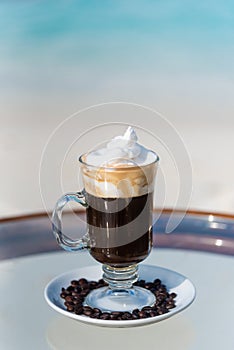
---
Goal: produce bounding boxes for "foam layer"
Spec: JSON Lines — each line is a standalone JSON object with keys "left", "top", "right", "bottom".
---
{"left": 80, "top": 127, "right": 158, "bottom": 198}
{"left": 82, "top": 163, "right": 157, "bottom": 198}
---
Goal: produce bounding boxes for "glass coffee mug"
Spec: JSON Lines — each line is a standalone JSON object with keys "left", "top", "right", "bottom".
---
{"left": 52, "top": 153, "right": 159, "bottom": 312}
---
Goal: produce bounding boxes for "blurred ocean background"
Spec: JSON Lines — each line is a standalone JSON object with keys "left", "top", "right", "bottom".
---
{"left": 1, "top": 0, "right": 234, "bottom": 217}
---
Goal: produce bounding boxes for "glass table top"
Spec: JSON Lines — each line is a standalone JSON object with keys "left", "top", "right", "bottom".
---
{"left": 0, "top": 210, "right": 234, "bottom": 349}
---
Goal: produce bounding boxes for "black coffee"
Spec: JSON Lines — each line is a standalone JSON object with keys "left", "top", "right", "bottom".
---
{"left": 86, "top": 192, "right": 153, "bottom": 267}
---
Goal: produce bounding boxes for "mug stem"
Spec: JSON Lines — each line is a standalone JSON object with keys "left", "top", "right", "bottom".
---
{"left": 102, "top": 264, "right": 139, "bottom": 290}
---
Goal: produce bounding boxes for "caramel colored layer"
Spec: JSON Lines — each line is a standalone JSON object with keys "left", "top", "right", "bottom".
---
{"left": 81, "top": 163, "right": 157, "bottom": 198}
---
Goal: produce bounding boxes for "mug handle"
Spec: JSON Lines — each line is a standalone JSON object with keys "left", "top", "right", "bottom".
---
{"left": 52, "top": 191, "right": 89, "bottom": 252}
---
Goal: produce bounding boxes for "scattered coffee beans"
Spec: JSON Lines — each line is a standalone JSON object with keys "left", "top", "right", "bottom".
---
{"left": 60, "top": 278, "right": 177, "bottom": 321}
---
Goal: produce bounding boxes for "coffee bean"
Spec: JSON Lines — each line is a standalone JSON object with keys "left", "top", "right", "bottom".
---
{"left": 75, "top": 306, "right": 83, "bottom": 315}
{"left": 67, "top": 305, "right": 74, "bottom": 312}
{"left": 78, "top": 278, "right": 88, "bottom": 284}
{"left": 73, "top": 295, "right": 84, "bottom": 302}
{"left": 71, "top": 280, "right": 79, "bottom": 287}
{"left": 141, "top": 306, "right": 153, "bottom": 312}
{"left": 121, "top": 312, "right": 132, "bottom": 320}
{"left": 97, "top": 279, "right": 106, "bottom": 285}
{"left": 170, "top": 292, "right": 177, "bottom": 299}
{"left": 144, "top": 283, "right": 154, "bottom": 290}
{"left": 67, "top": 286, "right": 74, "bottom": 292}
{"left": 166, "top": 301, "right": 175, "bottom": 309}
{"left": 100, "top": 312, "right": 110, "bottom": 320}
{"left": 64, "top": 301, "right": 73, "bottom": 307}
{"left": 89, "top": 281, "right": 98, "bottom": 289}
{"left": 80, "top": 283, "right": 89, "bottom": 291}
{"left": 132, "top": 308, "right": 140, "bottom": 316}
{"left": 83, "top": 309, "right": 93, "bottom": 316}
{"left": 80, "top": 289, "right": 90, "bottom": 297}
{"left": 138, "top": 311, "right": 148, "bottom": 318}
{"left": 65, "top": 295, "right": 73, "bottom": 302}
{"left": 137, "top": 279, "right": 146, "bottom": 287}
{"left": 93, "top": 308, "right": 101, "bottom": 314}
{"left": 60, "top": 275, "right": 177, "bottom": 321}
{"left": 156, "top": 297, "right": 164, "bottom": 305}
{"left": 109, "top": 311, "right": 122, "bottom": 320}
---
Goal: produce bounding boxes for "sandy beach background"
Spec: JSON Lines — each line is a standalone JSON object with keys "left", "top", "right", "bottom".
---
{"left": 1, "top": 1, "right": 234, "bottom": 218}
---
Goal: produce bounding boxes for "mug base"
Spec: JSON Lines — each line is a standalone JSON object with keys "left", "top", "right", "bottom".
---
{"left": 84, "top": 286, "right": 156, "bottom": 312}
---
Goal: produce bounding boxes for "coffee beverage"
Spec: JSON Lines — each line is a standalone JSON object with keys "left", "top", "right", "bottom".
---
{"left": 86, "top": 192, "right": 153, "bottom": 267}
{"left": 79, "top": 127, "right": 158, "bottom": 267}
{"left": 52, "top": 126, "right": 159, "bottom": 312}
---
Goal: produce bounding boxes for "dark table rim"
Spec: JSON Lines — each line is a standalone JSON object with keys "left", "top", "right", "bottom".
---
{"left": 1, "top": 208, "right": 234, "bottom": 260}
{"left": 1, "top": 208, "right": 234, "bottom": 223}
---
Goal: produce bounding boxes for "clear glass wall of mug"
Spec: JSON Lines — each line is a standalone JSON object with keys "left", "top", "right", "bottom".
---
{"left": 52, "top": 153, "right": 159, "bottom": 312}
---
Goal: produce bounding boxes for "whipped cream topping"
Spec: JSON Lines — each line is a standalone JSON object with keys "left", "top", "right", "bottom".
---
{"left": 81, "top": 127, "right": 158, "bottom": 198}
{"left": 85, "top": 126, "right": 157, "bottom": 167}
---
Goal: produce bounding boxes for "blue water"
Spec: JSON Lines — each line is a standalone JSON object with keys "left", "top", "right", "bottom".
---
{"left": 1, "top": 0, "right": 234, "bottom": 101}
{"left": 1, "top": 1, "right": 234, "bottom": 69}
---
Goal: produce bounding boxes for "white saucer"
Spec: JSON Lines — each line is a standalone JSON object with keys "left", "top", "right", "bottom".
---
{"left": 44, "top": 264, "right": 196, "bottom": 328}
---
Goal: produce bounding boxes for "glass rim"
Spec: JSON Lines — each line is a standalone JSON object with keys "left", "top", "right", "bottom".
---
{"left": 78, "top": 151, "right": 159, "bottom": 170}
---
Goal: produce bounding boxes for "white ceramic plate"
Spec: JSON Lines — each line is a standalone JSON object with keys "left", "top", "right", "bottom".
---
{"left": 44, "top": 264, "right": 196, "bottom": 328}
